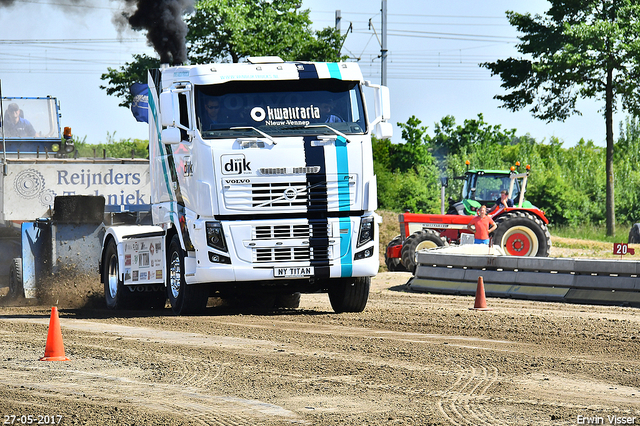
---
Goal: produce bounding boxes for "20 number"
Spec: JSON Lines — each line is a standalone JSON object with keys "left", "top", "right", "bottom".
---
{"left": 614, "top": 243, "right": 629, "bottom": 255}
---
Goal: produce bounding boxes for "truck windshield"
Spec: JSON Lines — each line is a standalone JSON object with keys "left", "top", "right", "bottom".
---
{"left": 0, "top": 97, "right": 61, "bottom": 139}
{"left": 195, "top": 79, "right": 366, "bottom": 138}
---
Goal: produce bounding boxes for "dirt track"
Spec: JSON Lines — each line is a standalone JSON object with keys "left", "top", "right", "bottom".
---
{"left": 1, "top": 272, "right": 639, "bottom": 426}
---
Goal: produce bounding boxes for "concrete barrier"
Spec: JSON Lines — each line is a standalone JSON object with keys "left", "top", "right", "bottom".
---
{"left": 410, "top": 251, "right": 640, "bottom": 307}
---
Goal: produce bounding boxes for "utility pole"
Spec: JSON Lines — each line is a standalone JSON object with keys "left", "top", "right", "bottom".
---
{"left": 381, "top": 0, "right": 388, "bottom": 86}
{"left": 335, "top": 10, "right": 341, "bottom": 31}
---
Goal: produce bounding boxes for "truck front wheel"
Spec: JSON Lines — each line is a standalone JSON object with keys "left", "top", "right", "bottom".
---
{"left": 103, "top": 240, "right": 131, "bottom": 309}
{"left": 167, "top": 234, "right": 208, "bottom": 315}
{"left": 328, "top": 277, "right": 370, "bottom": 313}
{"left": 275, "top": 292, "right": 301, "bottom": 309}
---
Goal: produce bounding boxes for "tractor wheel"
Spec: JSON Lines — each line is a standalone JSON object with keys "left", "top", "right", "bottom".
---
{"left": 493, "top": 211, "right": 551, "bottom": 257}
{"left": 628, "top": 223, "right": 640, "bottom": 244}
{"left": 401, "top": 229, "right": 447, "bottom": 273}
{"left": 384, "top": 235, "right": 406, "bottom": 272}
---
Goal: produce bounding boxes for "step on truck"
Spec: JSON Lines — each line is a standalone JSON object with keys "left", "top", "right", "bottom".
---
{"left": 99, "top": 57, "right": 392, "bottom": 314}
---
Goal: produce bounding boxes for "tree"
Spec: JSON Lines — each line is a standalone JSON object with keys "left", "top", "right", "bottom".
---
{"left": 101, "top": 0, "right": 346, "bottom": 107}
{"left": 393, "top": 115, "right": 431, "bottom": 172}
{"left": 429, "top": 114, "right": 517, "bottom": 158}
{"left": 187, "top": 0, "right": 346, "bottom": 64}
{"left": 100, "top": 54, "right": 160, "bottom": 108}
{"left": 482, "top": 0, "right": 640, "bottom": 236}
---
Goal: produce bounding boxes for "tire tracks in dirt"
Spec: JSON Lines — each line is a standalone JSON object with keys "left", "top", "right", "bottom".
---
{"left": 0, "top": 362, "right": 303, "bottom": 426}
{"left": 437, "top": 364, "right": 500, "bottom": 426}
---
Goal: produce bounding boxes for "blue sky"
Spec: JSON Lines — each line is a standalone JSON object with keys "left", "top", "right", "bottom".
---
{"left": 0, "top": 0, "right": 622, "bottom": 146}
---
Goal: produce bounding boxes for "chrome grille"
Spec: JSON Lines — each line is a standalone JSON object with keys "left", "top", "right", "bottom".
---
{"left": 222, "top": 176, "right": 355, "bottom": 211}
{"left": 254, "top": 224, "right": 311, "bottom": 239}
{"left": 255, "top": 247, "right": 330, "bottom": 263}
{"left": 252, "top": 182, "right": 307, "bottom": 208}
{"left": 253, "top": 222, "right": 331, "bottom": 240}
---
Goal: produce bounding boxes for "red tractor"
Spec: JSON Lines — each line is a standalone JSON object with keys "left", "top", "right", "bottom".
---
{"left": 385, "top": 162, "right": 551, "bottom": 272}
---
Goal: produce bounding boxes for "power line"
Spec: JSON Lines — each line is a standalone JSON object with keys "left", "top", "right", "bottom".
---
{"left": 387, "top": 29, "right": 517, "bottom": 42}
{"left": 0, "top": 38, "right": 145, "bottom": 44}
{"left": 5, "top": 0, "right": 120, "bottom": 10}
{"left": 312, "top": 10, "right": 506, "bottom": 19}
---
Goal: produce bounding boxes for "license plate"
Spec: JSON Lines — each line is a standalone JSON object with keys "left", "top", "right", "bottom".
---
{"left": 273, "top": 266, "right": 314, "bottom": 278}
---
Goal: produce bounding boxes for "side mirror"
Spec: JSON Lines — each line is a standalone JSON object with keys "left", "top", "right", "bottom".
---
{"left": 364, "top": 81, "right": 392, "bottom": 138}
{"left": 159, "top": 91, "right": 177, "bottom": 128}
{"left": 375, "top": 122, "right": 393, "bottom": 140}
{"left": 161, "top": 127, "right": 181, "bottom": 145}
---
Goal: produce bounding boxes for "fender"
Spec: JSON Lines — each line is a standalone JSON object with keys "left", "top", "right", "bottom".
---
{"left": 492, "top": 207, "right": 549, "bottom": 224}
{"left": 100, "top": 225, "right": 165, "bottom": 283}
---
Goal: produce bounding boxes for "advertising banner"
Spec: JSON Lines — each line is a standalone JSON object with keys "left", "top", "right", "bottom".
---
{"left": 2, "top": 161, "right": 150, "bottom": 221}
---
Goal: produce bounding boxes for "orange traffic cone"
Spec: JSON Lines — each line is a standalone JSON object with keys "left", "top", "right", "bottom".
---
{"left": 40, "top": 307, "right": 70, "bottom": 361}
{"left": 470, "top": 276, "right": 492, "bottom": 311}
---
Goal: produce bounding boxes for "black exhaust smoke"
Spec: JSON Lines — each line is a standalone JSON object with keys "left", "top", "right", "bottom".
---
{"left": 1, "top": 0, "right": 194, "bottom": 65}
{"left": 120, "top": 0, "right": 195, "bottom": 65}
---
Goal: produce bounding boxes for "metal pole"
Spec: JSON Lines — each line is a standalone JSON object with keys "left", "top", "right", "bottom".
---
{"left": 335, "top": 10, "right": 341, "bottom": 32}
{"left": 381, "top": 0, "right": 388, "bottom": 86}
{"left": 0, "top": 79, "right": 6, "bottom": 175}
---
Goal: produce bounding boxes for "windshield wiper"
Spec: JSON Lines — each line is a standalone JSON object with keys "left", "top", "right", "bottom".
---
{"left": 230, "top": 126, "right": 277, "bottom": 145}
{"left": 304, "top": 124, "right": 350, "bottom": 143}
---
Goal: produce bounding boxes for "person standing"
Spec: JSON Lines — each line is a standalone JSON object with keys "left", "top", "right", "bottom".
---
{"left": 467, "top": 205, "right": 497, "bottom": 245}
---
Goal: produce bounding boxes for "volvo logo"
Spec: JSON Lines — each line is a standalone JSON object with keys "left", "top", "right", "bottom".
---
{"left": 283, "top": 187, "right": 298, "bottom": 201}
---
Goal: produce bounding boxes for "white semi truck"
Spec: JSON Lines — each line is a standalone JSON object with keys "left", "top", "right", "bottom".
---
{"left": 99, "top": 57, "right": 392, "bottom": 314}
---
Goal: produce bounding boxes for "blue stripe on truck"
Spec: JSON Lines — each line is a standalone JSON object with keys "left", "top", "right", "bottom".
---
{"left": 327, "top": 63, "right": 342, "bottom": 80}
{"left": 336, "top": 136, "right": 352, "bottom": 277}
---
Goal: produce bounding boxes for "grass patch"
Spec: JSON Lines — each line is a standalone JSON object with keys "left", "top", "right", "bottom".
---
{"left": 549, "top": 223, "right": 632, "bottom": 244}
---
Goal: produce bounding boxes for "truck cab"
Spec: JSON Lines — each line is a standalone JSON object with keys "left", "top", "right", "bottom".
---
{"left": 100, "top": 58, "right": 392, "bottom": 314}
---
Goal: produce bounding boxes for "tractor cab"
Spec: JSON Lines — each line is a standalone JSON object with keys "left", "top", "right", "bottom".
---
{"left": 449, "top": 165, "right": 534, "bottom": 215}
{"left": 0, "top": 96, "right": 75, "bottom": 155}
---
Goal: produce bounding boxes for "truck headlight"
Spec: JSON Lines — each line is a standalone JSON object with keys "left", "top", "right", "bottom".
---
{"left": 206, "top": 222, "right": 228, "bottom": 252}
{"left": 357, "top": 216, "right": 374, "bottom": 248}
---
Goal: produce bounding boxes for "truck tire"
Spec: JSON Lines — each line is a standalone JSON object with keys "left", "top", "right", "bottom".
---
{"left": 8, "top": 258, "right": 23, "bottom": 299}
{"left": 493, "top": 211, "right": 551, "bottom": 257}
{"left": 275, "top": 292, "right": 301, "bottom": 309}
{"left": 384, "top": 235, "right": 406, "bottom": 272}
{"left": 328, "top": 276, "right": 370, "bottom": 313}
{"left": 401, "top": 229, "right": 447, "bottom": 273}
{"left": 103, "top": 240, "right": 132, "bottom": 309}
{"left": 167, "top": 234, "right": 208, "bottom": 315}
{"left": 629, "top": 223, "right": 640, "bottom": 244}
